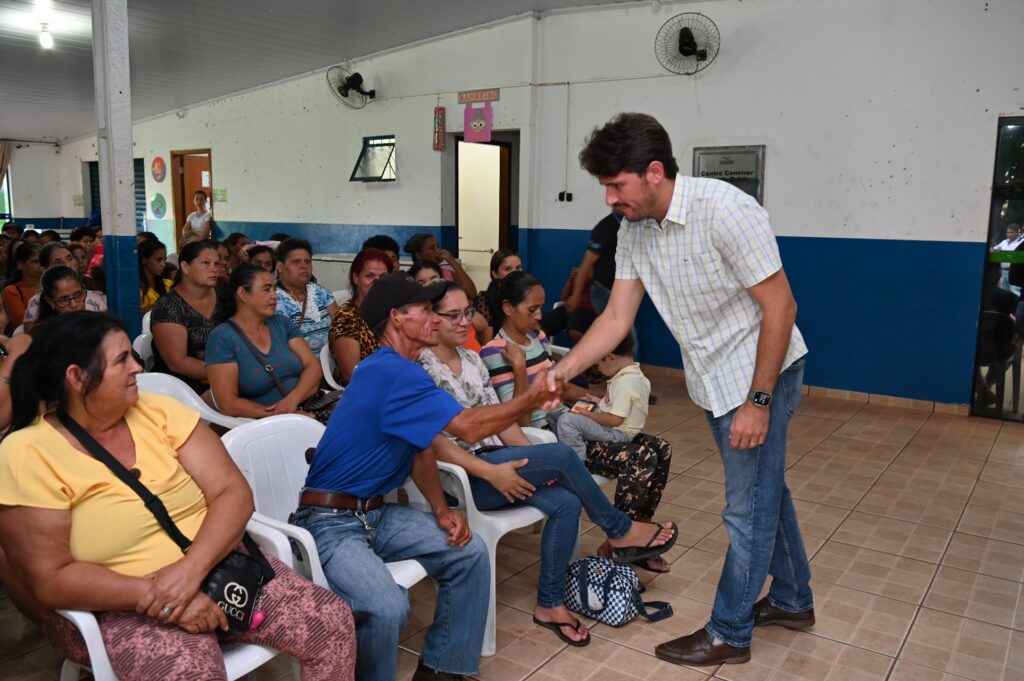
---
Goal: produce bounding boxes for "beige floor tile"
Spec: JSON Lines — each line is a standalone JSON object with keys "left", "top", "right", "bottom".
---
{"left": 715, "top": 625, "right": 894, "bottom": 681}
{"left": 888, "top": 659, "right": 976, "bottom": 681}
{"left": 786, "top": 414, "right": 846, "bottom": 458}
{"left": 988, "top": 422, "right": 1024, "bottom": 465}
{"left": 855, "top": 487, "right": 967, "bottom": 530}
{"left": 796, "top": 396, "right": 867, "bottom": 421}
{"left": 785, "top": 463, "right": 873, "bottom": 509}
{"left": 647, "top": 549, "right": 724, "bottom": 605}
{"left": 792, "top": 436, "right": 898, "bottom": 487}
{"left": 661, "top": 476, "right": 726, "bottom": 514}
{"left": 969, "top": 481, "right": 1024, "bottom": 516}
{"left": 694, "top": 526, "right": 824, "bottom": 560}
{"left": 810, "top": 541, "right": 937, "bottom": 604}
{"left": 794, "top": 499, "right": 851, "bottom": 539}
{"left": 474, "top": 604, "right": 572, "bottom": 681}
{"left": 685, "top": 457, "right": 726, "bottom": 483}
{"left": 901, "top": 608, "right": 1022, "bottom": 681}
{"left": 396, "top": 648, "right": 424, "bottom": 681}
{"left": 805, "top": 580, "right": 917, "bottom": 656}
{"left": 979, "top": 461, "right": 1024, "bottom": 490}
{"left": 957, "top": 503, "right": 1024, "bottom": 545}
{"left": 904, "top": 415, "right": 1000, "bottom": 461}
{"left": 872, "top": 456, "right": 982, "bottom": 503}
{"left": 495, "top": 543, "right": 540, "bottom": 584}
{"left": 941, "top": 533, "right": 1024, "bottom": 583}
{"left": 587, "top": 587, "right": 722, "bottom": 676}
{"left": 924, "top": 567, "right": 1024, "bottom": 631}
{"left": 658, "top": 425, "right": 720, "bottom": 474}
{"left": 833, "top": 512, "right": 953, "bottom": 563}
{"left": 528, "top": 636, "right": 711, "bottom": 681}
{"left": 830, "top": 405, "right": 928, "bottom": 447}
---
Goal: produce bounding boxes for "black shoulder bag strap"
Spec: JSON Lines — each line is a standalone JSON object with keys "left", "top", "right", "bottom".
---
{"left": 56, "top": 409, "right": 271, "bottom": 575}
{"left": 226, "top": 319, "right": 290, "bottom": 399}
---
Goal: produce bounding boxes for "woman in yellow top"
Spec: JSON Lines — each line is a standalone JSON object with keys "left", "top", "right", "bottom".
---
{"left": 139, "top": 238, "right": 173, "bottom": 313}
{"left": 0, "top": 311, "right": 356, "bottom": 680}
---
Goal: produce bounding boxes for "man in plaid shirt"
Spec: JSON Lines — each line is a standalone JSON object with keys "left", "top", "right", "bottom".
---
{"left": 549, "top": 113, "right": 814, "bottom": 667}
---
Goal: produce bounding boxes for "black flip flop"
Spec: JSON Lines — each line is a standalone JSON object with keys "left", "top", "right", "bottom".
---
{"left": 632, "top": 555, "right": 672, "bottom": 574}
{"left": 532, "top": 616, "right": 591, "bottom": 647}
{"left": 611, "top": 522, "right": 679, "bottom": 565}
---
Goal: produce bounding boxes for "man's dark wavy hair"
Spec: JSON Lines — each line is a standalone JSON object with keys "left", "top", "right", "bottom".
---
{"left": 579, "top": 112, "right": 679, "bottom": 179}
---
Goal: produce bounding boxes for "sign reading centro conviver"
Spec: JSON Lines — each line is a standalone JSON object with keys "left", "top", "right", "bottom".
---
{"left": 458, "top": 88, "right": 500, "bottom": 104}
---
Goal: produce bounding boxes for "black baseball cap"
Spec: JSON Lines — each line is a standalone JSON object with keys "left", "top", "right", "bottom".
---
{"left": 359, "top": 272, "right": 447, "bottom": 330}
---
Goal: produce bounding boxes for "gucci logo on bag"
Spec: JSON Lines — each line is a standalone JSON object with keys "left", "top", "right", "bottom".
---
{"left": 224, "top": 582, "right": 249, "bottom": 608}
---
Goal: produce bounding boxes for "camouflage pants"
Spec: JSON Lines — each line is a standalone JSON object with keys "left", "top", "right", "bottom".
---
{"left": 584, "top": 432, "right": 672, "bottom": 520}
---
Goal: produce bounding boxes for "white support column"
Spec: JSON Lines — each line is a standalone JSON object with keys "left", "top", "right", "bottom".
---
{"left": 92, "top": 0, "right": 141, "bottom": 335}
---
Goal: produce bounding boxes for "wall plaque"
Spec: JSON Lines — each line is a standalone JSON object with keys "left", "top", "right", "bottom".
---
{"left": 693, "top": 145, "right": 766, "bottom": 205}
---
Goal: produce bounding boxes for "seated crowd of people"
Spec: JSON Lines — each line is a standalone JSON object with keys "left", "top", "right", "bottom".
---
{"left": 0, "top": 225, "right": 677, "bottom": 681}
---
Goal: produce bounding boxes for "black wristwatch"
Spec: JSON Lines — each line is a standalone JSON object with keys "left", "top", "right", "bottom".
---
{"left": 748, "top": 389, "right": 771, "bottom": 407}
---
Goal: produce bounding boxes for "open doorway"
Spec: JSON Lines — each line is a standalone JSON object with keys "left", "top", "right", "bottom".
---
{"left": 170, "top": 149, "right": 213, "bottom": 252}
{"left": 442, "top": 131, "right": 518, "bottom": 290}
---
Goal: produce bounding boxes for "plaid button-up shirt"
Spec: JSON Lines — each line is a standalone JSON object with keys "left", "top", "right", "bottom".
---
{"left": 616, "top": 176, "right": 807, "bottom": 417}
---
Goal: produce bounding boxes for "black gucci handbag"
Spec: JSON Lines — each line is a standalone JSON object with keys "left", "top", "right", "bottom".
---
{"left": 58, "top": 411, "right": 275, "bottom": 634}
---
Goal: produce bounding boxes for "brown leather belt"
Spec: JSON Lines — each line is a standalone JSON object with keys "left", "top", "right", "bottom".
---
{"left": 299, "top": 490, "right": 384, "bottom": 512}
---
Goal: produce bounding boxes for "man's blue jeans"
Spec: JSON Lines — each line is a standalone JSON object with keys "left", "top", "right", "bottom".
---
{"left": 291, "top": 503, "right": 489, "bottom": 681}
{"left": 467, "top": 442, "right": 633, "bottom": 607}
{"left": 703, "top": 358, "right": 813, "bottom": 648}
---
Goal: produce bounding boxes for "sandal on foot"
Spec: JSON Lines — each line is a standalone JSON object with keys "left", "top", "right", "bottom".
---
{"left": 532, "top": 616, "right": 591, "bottom": 647}
{"left": 632, "top": 556, "right": 672, "bottom": 573}
{"left": 611, "top": 522, "right": 679, "bottom": 565}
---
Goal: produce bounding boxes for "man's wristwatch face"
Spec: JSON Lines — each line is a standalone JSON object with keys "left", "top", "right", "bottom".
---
{"left": 749, "top": 390, "right": 772, "bottom": 407}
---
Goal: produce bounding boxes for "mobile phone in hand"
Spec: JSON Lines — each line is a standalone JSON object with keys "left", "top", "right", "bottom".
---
{"left": 570, "top": 399, "right": 596, "bottom": 414}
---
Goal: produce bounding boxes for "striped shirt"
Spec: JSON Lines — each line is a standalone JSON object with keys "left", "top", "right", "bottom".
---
{"left": 616, "top": 176, "right": 807, "bottom": 417}
{"left": 480, "top": 329, "right": 567, "bottom": 427}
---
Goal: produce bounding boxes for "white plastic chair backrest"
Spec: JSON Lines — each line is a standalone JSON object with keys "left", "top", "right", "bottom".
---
{"left": 136, "top": 372, "right": 250, "bottom": 429}
{"left": 319, "top": 344, "right": 343, "bottom": 391}
{"left": 141, "top": 310, "right": 152, "bottom": 334}
{"left": 132, "top": 333, "right": 154, "bottom": 371}
{"left": 221, "top": 414, "right": 324, "bottom": 524}
{"left": 522, "top": 427, "right": 557, "bottom": 444}
{"left": 11, "top": 324, "right": 24, "bottom": 336}
{"left": 333, "top": 289, "right": 351, "bottom": 306}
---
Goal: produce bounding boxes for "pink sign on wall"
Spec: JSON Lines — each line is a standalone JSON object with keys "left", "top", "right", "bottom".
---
{"left": 463, "top": 102, "right": 492, "bottom": 143}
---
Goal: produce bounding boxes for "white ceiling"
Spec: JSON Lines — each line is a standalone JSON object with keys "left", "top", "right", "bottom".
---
{"left": 0, "top": 0, "right": 640, "bottom": 143}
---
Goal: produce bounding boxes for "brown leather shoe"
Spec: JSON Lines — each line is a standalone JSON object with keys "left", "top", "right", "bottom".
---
{"left": 752, "top": 596, "right": 815, "bottom": 630}
{"left": 654, "top": 628, "right": 751, "bottom": 666}
{"left": 410, "top": 659, "right": 467, "bottom": 681}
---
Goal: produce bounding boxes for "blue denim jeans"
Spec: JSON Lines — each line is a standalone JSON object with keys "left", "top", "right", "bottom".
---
{"left": 467, "top": 442, "right": 633, "bottom": 607}
{"left": 290, "top": 503, "right": 489, "bottom": 681}
{"left": 703, "top": 358, "right": 812, "bottom": 648}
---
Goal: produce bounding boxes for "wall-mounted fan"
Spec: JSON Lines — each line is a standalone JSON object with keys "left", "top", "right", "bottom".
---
{"left": 326, "top": 67, "right": 376, "bottom": 109}
{"left": 654, "top": 13, "right": 721, "bottom": 75}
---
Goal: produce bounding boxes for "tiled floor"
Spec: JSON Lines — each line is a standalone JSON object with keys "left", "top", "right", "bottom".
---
{"left": 3, "top": 375, "right": 1023, "bottom": 680}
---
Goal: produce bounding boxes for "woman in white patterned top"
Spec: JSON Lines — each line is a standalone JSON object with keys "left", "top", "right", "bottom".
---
{"left": 418, "top": 282, "right": 678, "bottom": 647}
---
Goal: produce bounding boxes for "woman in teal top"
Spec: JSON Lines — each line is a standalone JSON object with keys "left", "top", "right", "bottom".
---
{"left": 206, "top": 264, "right": 322, "bottom": 418}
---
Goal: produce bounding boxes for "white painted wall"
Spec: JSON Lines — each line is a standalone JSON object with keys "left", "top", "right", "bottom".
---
{"left": 52, "top": 18, "right": 536, "bottom": 233}
{"left": 11, "top": 0, "right": 1024, "bottom": 245}
{"left": 533, "top": 0, "right": 1024, "bottom": 242}
{"left": 8, "top": 144, "right": 63, "bottom": 217}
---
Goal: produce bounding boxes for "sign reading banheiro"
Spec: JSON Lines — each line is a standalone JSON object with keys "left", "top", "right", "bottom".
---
{"left": 458, "top": 88, "right": 500, "bottom": 104}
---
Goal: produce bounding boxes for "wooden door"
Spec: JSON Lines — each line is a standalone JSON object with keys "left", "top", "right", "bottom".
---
{"left": 170, "top": 149, "right": 212, "bottom": 251}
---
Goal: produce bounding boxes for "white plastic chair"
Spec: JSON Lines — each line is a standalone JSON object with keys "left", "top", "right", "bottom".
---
{"left": 220, "top": 414, "right": 427, "bottom": 590}
{"left": 137, "top": 372, "right": 252, "bottom": 430}
{"left": 132, "top": 333, "right": 154, "bottom": 372}
{"left": 332, "top": 289, "right": 351, "bottom": 306}
{"left": 141, "top": 310, "right": 152, "bottom": 335}
{"left": 319, "top": 344, "right": 344, "bottom": 391}
{"left": 11, "top": 324, "right": 25, "bottom": 336}
{"left": 58, "top": 517, "right": 297, "bottom": 681}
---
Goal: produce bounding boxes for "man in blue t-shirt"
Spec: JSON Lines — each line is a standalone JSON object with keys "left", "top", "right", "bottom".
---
{"left": 292, "top": 272, "right": 563, "bottom": 681}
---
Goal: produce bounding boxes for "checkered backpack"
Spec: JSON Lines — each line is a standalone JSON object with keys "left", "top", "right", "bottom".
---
{"left": 562, "top": 557, "right": 673, "bottom": 627}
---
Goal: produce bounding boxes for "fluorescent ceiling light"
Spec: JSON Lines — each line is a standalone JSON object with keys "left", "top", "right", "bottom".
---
{"left": 39, "top": 22, "right": 53, "bottom": 49}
